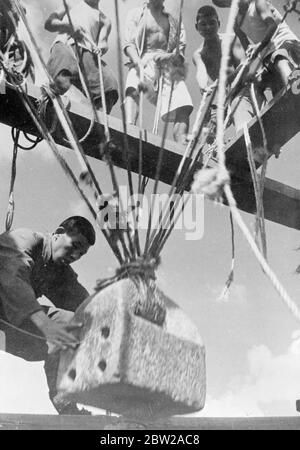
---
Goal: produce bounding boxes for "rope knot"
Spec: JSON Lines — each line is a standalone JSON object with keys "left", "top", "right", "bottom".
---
{"left": 115, "top": 256, "right": 160, "bottom": 282}
{"left": 95, "top": 257, "right": 165, "bottom": 326}
{"left": 192, "top": 167, "right": 230, "bottom": 202}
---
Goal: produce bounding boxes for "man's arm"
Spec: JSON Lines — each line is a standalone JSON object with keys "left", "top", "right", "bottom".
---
{"left": 30, "top": 310, "right": 79, "bottom": 349}
{"left": 97, "top": 10, "right": 111, "bottom": 55}
{"left": 234, "top": 26, "right": 250, "bottom": 51}
{"left": 44, "top": 2, "right": 82, "bottom": 37}
{"left": 123, "top": 9, "right": 141, "bottom": 63}
{"left": 246, "top": 0, "right": 278, "bottom": 58}
{"left": 0, "top": 230, "right": 79, "bottom": 348}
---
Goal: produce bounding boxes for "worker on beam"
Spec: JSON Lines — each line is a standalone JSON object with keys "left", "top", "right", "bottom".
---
{"left": 212, "top": 0, "right": 300, "bottom": 131}
{"left": 193, "top": 5, "right": 250, "bottom": 142}
{"left": 123, "top": 0, "right": 193, "bottom": 145}
{"left": 45, "top": 0, "right": 118, "bottom": 114}
{"left": 0, "top": 216, "right": 96, "bottom": 415}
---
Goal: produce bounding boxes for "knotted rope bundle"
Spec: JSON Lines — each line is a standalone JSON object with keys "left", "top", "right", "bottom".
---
{"left": 95, "top": 257, "right": 165, "bottom": 326}
{"left": 191, "top": 167, "right": 230, "bottom": 202}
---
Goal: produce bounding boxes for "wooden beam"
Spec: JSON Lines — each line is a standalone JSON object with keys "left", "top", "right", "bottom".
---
{"left": 0, "top": 413, "right": 300, "bottom": 430}
{"left": 0, "top": 82, "right": 300, "bottom": 230}
{"left": 224, "top": 85, "right": 300, "bottom": 173}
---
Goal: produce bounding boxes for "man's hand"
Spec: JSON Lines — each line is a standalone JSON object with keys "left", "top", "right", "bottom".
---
{"left": 31, "top": 311, "right": 81, "bottom": 350}
{"left": 93, "top": 40, "right": 108, "bottom": 56}
{"left": 153, "top": 52, "right": 174, "bottom": 65}
{"left": 246, "top": 43, "right": 260, "bottom": 60}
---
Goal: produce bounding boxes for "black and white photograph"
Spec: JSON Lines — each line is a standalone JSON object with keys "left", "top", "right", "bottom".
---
{"left": 0, "top": 0, "right": 300, "bottom": 432}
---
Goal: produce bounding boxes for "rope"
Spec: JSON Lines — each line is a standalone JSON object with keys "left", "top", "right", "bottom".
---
{"left": 225, "top": 184, "right": 300, "bottom": 322}
{"left": 5, "top": 65, "right": 124, "bottom": 264}
{"left": 250, "top": 83, "right": 268, "bottom": 254}
{"left": 11, "top": 127, "right": 42, "bottom": 150}
{"left": 0, "top": 317, "right": 48, "bottom": 342}
{"left": 143, "top": 79, "right": 175, "bottom": 256}
{"left": 4, "top": 126, "right": 42, "bottom": 231}
{"left": 95, "top": 256, "right": 160, "bottom": 293}
{"left": 5, "top": 129, "right": 18, "bottom": 231}
{"left": 62, "top": 3, "right": 136, "bottom": 261}
{"left": 12, "top": 0, "right": 106, "bottom": 213}
{"left": 152, "top": 74, "right": 163, "bottom": 135}
{"left": 113, "top": 0, "right": 141, "bottom": 259}
{"left": 218, "top": 212, "right": 235, "bottom": 301}
{"left": 12, "top": 0, "right": 135, "bottom": 265}
{"left": 146, "top": 81, "right": 217, "bottom": 256}
{"left": 243, "top": 123, "right": 267, "bottom": 258}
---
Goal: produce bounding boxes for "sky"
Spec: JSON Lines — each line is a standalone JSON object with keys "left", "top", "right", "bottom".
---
{"left": 1, "top": 0, "right": 300, "bottom": 418}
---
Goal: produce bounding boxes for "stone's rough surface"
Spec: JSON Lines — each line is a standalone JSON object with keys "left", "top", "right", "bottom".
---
{"left": 56, "top": 279, "right": 206, "bottom": 419}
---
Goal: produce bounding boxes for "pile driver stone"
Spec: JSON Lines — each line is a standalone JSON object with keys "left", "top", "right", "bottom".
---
{"left": 56, "top": 279, "right": 206, "bottom": 418}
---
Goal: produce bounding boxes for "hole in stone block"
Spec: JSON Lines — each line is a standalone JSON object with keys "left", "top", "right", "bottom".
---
{"left": 101, "top": 326, "right": 110, "bottom": 339}
{"left": 68, "top": 368, "right": 76, "bottom": 380}
{"left": 98, "top": 360, "right": 107, "bottom": 372}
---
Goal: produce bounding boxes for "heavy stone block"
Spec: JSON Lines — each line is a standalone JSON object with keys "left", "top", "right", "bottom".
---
{"left": 56, "top": 279, "right": 206, "bottom": 419}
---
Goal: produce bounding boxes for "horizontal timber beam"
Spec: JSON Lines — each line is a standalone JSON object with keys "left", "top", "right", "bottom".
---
{"left": 0, "top": 82, "right": 300, "bottom": 230}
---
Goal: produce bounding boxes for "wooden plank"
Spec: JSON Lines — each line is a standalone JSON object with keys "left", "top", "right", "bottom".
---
{"left": 0, "top": 82, "right": 300, "bottom": 230}
{"left": 0, "top": 413, "right": 300, "bottom": 430}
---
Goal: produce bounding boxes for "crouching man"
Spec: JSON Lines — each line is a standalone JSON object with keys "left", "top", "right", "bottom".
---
{"left": 0, "top": 216, "right": 96, "bottom": 415}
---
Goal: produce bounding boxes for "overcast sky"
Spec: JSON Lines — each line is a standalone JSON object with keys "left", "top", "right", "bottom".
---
{"left": 1, "top": 0, "right": 300, "bottom": 418}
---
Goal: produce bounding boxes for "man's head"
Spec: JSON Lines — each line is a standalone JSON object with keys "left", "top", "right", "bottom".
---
{"left": 51, "top": 216, "right": 96, "bottom": 265}
{"left": 195, "top": 6, "right": 220, "bottom": 39}
{"left": 147, "top": 0, "right": 165, "bottom": 9}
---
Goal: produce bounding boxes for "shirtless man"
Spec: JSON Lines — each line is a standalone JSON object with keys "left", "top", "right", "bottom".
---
{"left": 193, "top": 5, "right": 246, "bottom": 138}
{"left": 213, "top": 0, "right": 300, "bottom": 91}
{"left": 124, "top": 0, "right": 193, "bottom": 144}
{"left": 45, "top": 0, "right": 118, "bottom": 113}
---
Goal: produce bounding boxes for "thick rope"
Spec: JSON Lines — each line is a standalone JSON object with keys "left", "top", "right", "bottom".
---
{"left": 225, "top": 184, "right": 300, "bottom": 322}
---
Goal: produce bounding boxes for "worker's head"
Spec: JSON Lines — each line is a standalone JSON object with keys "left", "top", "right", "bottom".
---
{"left": 195, "top": 6, "right": 220, "bottom": 39}
{"left": 147, "top": 0, "right": 165, "bottom": 8}
{"left": 51, "top": 216, "right": 96, "bottom": 265}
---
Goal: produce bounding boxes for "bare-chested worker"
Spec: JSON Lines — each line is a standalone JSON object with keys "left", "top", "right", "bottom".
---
{"left": 193, "top": 5, "right": 247, "bottom": 141}
{"left": 124, "top": 0, "right": 193, "bottom": 145}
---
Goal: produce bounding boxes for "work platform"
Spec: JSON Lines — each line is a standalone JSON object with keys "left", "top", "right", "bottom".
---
{"left": 0, "top": 413, "right": 300, "bottom": 430}
{"left": 0, "top": 82, "right": 300, "bottom": 230}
